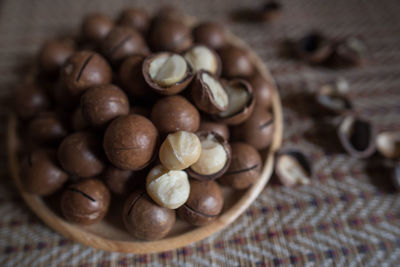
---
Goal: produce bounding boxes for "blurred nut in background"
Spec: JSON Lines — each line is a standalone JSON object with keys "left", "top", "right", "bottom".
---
{"left": 275, "top": 150, "right": 311, "bottom": 187}
{"left": 28, "top": 112, "right": 67, "bottom": 144}
{"left": 116, "top": 8, "right": 150, "bottom": 34}
{"left": 38, "top": 39, "right": 75, "bottom": 76}
{"left": 338, "top": 114, "right": 376, "bottom": 158}
{"left": 376, "top": 131, "right": 400, "bottom": 159}
{"left": 192, "top": 22, "right": 226, "bottom": 50}
{"left": 81, "top": 13, "right": 114, "bottom": 44}
{"left": 218, "top": 46, "right": 254, "bottom": 78}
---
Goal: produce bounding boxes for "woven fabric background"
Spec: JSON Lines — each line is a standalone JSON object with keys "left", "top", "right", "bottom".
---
{"left": 1, "top": 0, "right": 400, "bottom": 266}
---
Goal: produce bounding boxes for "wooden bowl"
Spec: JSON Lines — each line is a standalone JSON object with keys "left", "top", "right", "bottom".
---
{"left": 7, "top": 25, "right": 283, "bottom": 253}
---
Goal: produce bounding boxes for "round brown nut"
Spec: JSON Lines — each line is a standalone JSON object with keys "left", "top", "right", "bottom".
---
{"left": 28, "top": 112, "right": 68, "bottom": 144}
{"left": 198, "top": 120, "right": 230, "bottom": 140}
{"left": 123, "top": 190, "right": 175, "bottom": 240}
{"left": 148, "top": 18, "right": 192, "bottom": 53}
{"left": 151, "top": 95, "right": 200, "bottom": 134}
{"left": 232, "top": 106, "right": 274, "bottom": 150}
{"left": 143, "top": 52, "right": 194, "bottom": 95}
{"left": 101, "top": 26, "right": 148, "bottom": 64}
{"left": 188, "top": 131, "right": 231, "bottom": 181}
{"left": 146, "top": 164, "right": 190, "bottom": 209}
{"left": 61, "top": 179, "right": 110, "bottom": 225}
{"left": 103, "top": 114, "right": 158, "bottom": 170}
{"left": 14, "top": 83, "right": 50, "bottom": 120}
{"left": 219, "top": 142, "right": 262, "bottom": 189}
{"left": 119, "top": 55, "right": 152, "bottom": 98}
{"left": 218, "top": 46, "right": 254, "bottom": 78}
{"left": 81, "top": 84, "right": 130, "bottom": 128}
{"left": 116, "top": 8, "right": 150, "bottom": 34}
{"left": 275, "top": 150, "right": 312, "bottom": 187}
{"left": 103, "top": 166, "right": 144, "bottom": 196}
{"left": 214, "top": 79, "right": 255, "bottom": 125}
{"left": 58, "top": 132, "right": 105, "bottom": 177}
{"left": 22, "top": 149, "right": 68, "bottom": 196}
{"left": 159, "top": 131, "right": 202, "bottom": 170}
{"left": 376, "top": 131, "right": 400, "bottom": 159}
{"left": 295, "top": 32, "right": 333, "bottom": 65}
{"left": 81, "top": 13, "right": 114, "bottom": 44}
{"left": 183, "top": 45, "right": 222, "bottom": 75}
{"left": 190, "top": 70, "right": 229, "bottom": 114}
{"left": 247, "top": 73, "right": 274, "bottom": 109}
{"left": 193, "top": 22, "right": 226, "bottom": 50}
{"left": 38, "top": 39, "right": 75, "bottom": 76}
{"left": 338, "top": 114, "right": 376, "bottom": 159}
{"left": 61, "top": 51, "right": 112, "bottom": 96}
{"left": 177, "top": 180, "right": 223, "bottom": 226}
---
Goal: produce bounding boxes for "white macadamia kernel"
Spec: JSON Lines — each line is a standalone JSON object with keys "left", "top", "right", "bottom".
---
{"left": 201, "top": 72, "right": 228, "bottom": 109}
{"left": 219, "top": 84, "right": 249, "bottom": 117}
{"left": 376, "top": 131, "right": 400, "bottom": 159}
{"left": 277, "top": 155, "right": 310, "bottom": 186}
{"left": 146, "top": 165, "right": 190, "bottom": 209}
{"left": 190, "top": 134, "right": 227, "bottom": 175}
{"left": 149, "top": 54, "right": 187, "bottom": 86}
{"left": 184, "top": 46, "right": 218, "bottom": 74}
{"left": 159, "top": 131, "right": 202, "bottom": 170}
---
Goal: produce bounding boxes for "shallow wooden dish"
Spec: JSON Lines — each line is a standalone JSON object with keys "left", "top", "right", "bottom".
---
{"left": 7, "top": 25, "right": 283, "bottom": 253}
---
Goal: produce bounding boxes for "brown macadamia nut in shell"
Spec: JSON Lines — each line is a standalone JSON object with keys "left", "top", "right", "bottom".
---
{"left": 81, "top": 84, "right": 130, "bottom": 128}
{"left": 58, "top": 132, "right": 105, "bottom": 178}
{"left": 123, "top": 191, "right": 175, "bottom": 240}
{"left": 103, "top": 114, "right": 158, "bottom": 170}
{"left": 151, "top": 95, "right": 200, "bottom": 134}
{"left": 61, "top": 179, "right": 110, "bottom": 225}
{"left": 193, "top": 22, "right": 226, "bottom": 50}
{"left": 38, "top": 39, "right": 75, "bottom": 76}
{"left": 81, "top": 13, "right": 114, "bottom": 44}
{"left": 218, "top": 46, "right": 254, "bottom": 78}
{"left": 219, "top": 142, "right": 262, "bottom": 189}
{"left": 116, "top": 8, "right": 150, "bottom": 34}
{"left": 177, "top": 180, "right": 223, "bottom": 226}
{"left": 22, "top": 149, "right": 68, "bottom": 196}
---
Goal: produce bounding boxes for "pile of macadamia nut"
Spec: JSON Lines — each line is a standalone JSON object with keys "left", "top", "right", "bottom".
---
{"left": 15, "top": 6, "right": 276, "bottom": 240}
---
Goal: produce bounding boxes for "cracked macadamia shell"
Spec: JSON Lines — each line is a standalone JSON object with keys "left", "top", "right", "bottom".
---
{"left": 143, "top": 52, "right": 194, "bottom": 95}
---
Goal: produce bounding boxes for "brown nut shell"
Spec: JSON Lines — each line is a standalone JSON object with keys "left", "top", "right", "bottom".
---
{"left": 123, "top": 191, "right": 175, "bottom": 240}
{"left": 81, "top": 84, "right": 130, "bottom": 128}
{"left": 214, "top": 79, "right": 255, "bottom": 125}
{"left": 22, "top": 149, "right": 68, "bottom": 196}
{"left": 218, "top": 46, "right": 254, "bottom": 79}
{"left": 275, "top": 150, "right": 312, "bottom": 187}
{"left": 103, "top": 114, "right": 158, "bottom": 170}
{"left": 338, "top": 114, "right": 376, "bottom": 159}
{"left": 81, "top": 13, "right": 114, "bottom": 44}
{"left": 61, "top": 51, "right": 112, "bottom": 96}
{"left": 28, "top": 112, "right": 68, "bottom": 144}
{"left": 61, "top": 179, "right": 110, "bottom": 225}
{"left": 119, "top": 55, "right": 152, "bottom": 98}
{"left": 148, "top": 18, "right": 192, "bottom": 53}
{"left": 192, "top": 22, "right": 226, "bottom": 50}
{"left": 219, "top": 142, "right": 262, "bottom": 189}
{"left": 177, "top": 180, "right": 223, "bottom": 226}
{"left": 14, "top": 83, "right": 50, "bottom": 120}
{"left": 187, "top": 131, "right": 231, "bottom": 181}
{"left": 247, "top": 73, "right": 274, "bottom": 109}
{"left": 190, "top": 70, "right": 229, "bottom": 114}
{"left": 150, "top": 95, "right": 200, "bottom": 134}
{"left": 116, "top": 8, "right": 150, "bottom": 34}
{"left": 295, "top": 32, "right": 333, "bottom": 65}
{"left": 58, "top": 132, "right": 105, "bottom": 178}
{"left": 103, "top": 166, "right": 145, "bottom": 196}
{"left": 142, "top": 52, "right": 194, "bottom": 95}
{"left": 101, "top": 26, "right": 147, "bottom": 64}
{"left": 198, "top": 120, "right": 230, "bottom": 140}
{"left": 232, "top": 106, "right": 274, "bottom": 150}
{"left": 38, "top": 39, "right": 75, "bottom": 76}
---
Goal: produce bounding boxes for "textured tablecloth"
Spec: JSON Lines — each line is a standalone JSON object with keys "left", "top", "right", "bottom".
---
{"left": 1, "top": 0, "right": 400, "bottom": 266}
